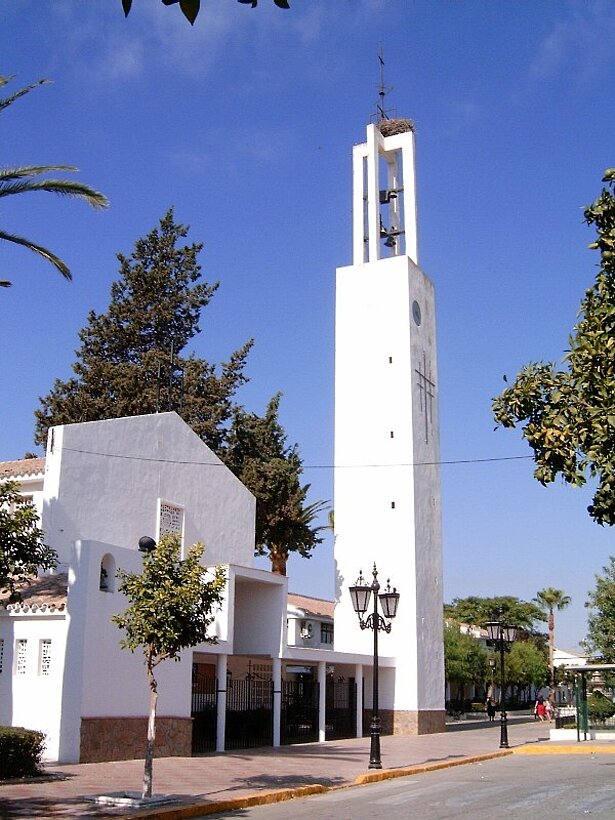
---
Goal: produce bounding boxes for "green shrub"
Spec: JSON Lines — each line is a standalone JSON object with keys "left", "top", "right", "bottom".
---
{"left": 587, "top": 691, "right": 615, "bottom": 724}
{"left": 0, "top": 726, "right": 45, "bottom": 779}
{"left": 471, "top": 702, "right": 486, "bottom": 712}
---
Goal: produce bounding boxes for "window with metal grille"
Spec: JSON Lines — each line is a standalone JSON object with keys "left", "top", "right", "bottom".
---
{"left": 15, "top": 640, "right": 27, "bottom": 675}
{"left": 39, "top": 639, "right": 52, "bottom": 676}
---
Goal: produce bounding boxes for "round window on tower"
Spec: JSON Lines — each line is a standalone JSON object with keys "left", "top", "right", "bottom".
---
{"left": 412, "top": 300, "right": 422, "bottom": 326}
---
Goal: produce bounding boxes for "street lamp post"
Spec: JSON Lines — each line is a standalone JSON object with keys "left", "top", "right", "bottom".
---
{"left": 485, "top": 620, "right": 517, "bottom": 749}
{"left": 349, "top": 564, "right": 400, "bottom": 769}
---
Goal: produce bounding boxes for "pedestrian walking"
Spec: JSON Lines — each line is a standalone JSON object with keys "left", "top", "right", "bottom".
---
{"left": 544, "top": 698, "right": 553, "bottom": 721}
{"left": 486, "top": 697, "right": 497, "bottom": 722}
{"left": 535, "top": 695, "right": 546, "bottom": 721}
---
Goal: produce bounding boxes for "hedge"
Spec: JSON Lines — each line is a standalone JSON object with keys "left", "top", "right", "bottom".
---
{"left": 0, "top": 726, "right": 46, "bottom": 779}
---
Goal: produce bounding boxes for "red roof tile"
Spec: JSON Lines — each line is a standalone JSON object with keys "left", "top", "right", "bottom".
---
{"left": 288, "top": 593, "right": 334, "bottom": 619}
{"left": 0, "top": 457, "right": 45, "bottom": 479}
{"left": 1, "top": 573, "right": 67, "bottom": 612}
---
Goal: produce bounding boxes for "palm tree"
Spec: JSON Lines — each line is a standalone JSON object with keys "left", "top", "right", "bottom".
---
{"left": 0, "top": 75, "right": 108, "bottom": 288}
{"left": 534, "top": 587, "right": 571, "bottom": 696}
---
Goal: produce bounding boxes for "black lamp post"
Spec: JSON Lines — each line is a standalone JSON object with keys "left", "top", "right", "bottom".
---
{"left": 349, "top": 564, "right": 400, "bottom": 769}
{"left": 485, "top": 620, "right": 516, "bottom": 748}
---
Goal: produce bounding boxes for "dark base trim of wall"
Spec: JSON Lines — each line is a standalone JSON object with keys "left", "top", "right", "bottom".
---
{"left": 80, "top": 716, "right": 192, "bottom": 763}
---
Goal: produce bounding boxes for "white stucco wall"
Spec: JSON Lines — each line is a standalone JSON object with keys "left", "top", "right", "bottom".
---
{"left": 41, "top": 412, "right": 255, "bottom": 568}
{"left": 231, "top": 567, "right": 287, "bottom": 658}
{"left": 333, "top": 248, "right": 444, "bottom": 712}
{"left": 58, "top": 539, "right": 229, "bottom": 763}
{"left": 0, "top": 612, "right": 68, "bottom": 761}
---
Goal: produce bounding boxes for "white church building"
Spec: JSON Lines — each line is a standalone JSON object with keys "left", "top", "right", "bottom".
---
{"left": 0, "top": 116, "right": 445, "bottom": 763}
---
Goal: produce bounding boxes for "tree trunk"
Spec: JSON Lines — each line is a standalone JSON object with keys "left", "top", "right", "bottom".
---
{"left": 270, "top": 547, "right": 287, "bottom": 576}
{"left": 142, "top": 660, "right": 158, "bottom": 800}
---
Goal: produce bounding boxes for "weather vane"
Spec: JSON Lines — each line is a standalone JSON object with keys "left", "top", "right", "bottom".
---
{"left": 375, "top": 44, "right": 394, "bottom": 122}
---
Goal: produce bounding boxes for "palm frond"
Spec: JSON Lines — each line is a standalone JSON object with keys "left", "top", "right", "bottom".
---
{"left": 0, "top": 230, "right": 71, "bottom": 280}
{"left": 0, "top": 178, "right": 109, "bottom": 209}
{"left": 0, "top": 78, "right": 50, "bottom": 113}
{"left": 0, "top": 165, "right": 78, "bottom": 182}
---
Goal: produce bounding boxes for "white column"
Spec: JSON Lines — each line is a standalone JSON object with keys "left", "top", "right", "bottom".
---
{"left": 216, "top": 654, "right": 227, "bottom": 753}
{"left": 366, "top": 125, "right": 381, "bottom": 263}
{"left": 353, "top": 144, "right": 367, "bottom": 265}
{"left": 355, "top": 663, "right": 363, "bottom": 738}
{"left": 318, "top": 661, "right": 327, "bottom": 742}
{"left": 272, "top": 657, "right": 282, "bottom": 747}
{"left": 401, "top": 130, "right": 418, "bottom": 264}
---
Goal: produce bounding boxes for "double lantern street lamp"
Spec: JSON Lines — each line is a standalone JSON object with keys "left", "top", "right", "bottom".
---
{"left": 349, "top": 565, "right": 400, "bottom": 769}
{"left": 485, "top": 620, "right": 517, "bottom": 749}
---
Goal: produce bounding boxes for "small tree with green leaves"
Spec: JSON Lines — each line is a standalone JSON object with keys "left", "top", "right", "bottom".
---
{"left": 113, "top": 535, "right": 225, "bottom": 800}
{"left": 0, "top": 480, "right": 57, "bottom": 603}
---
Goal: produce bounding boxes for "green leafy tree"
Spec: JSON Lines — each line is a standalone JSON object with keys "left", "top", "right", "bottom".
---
{"left": 0, "top": 75, "right": 108, "bottom": 288}
{"left": 121, "top": 0, "right": 290, "bottom": 25}
{"left": 0, "top": 480, "right": 57, "bottom": 603}
{"left": 225, "top": 394, "right": 327, "bottom": 575}
{"left": 585, "top": 556, "right": 615, "bottom": 661}
{"left": 444, "top": 596, "right": 545, "bottom": 633}
{"left": 587, "top": 691, "right": 615, "bottom": 724}
{"left": 112, "top": 535, "right": 225, "bottom": 800}
{"left": 493, "top": 169, "right": 615, "bottom": 525}
{"left": 534, "top": 587, "right": 571, "bottom": 695}
{"left": 444, "top": 624, "right": 487, "bottom": 707}
{"left": 506, "top": 640, "right": 548, "bottom": 702}
{"left": 35, "top": 209, "right": 252, "bottom": 453}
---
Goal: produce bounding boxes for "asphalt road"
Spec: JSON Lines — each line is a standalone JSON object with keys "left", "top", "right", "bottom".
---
{"left": 199, "top": 754, "right": 615, "bottom": 819}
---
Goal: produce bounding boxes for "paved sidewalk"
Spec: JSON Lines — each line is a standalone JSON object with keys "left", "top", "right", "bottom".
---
{"left": 0, "top": 718, "right": 606, "bottom": 819}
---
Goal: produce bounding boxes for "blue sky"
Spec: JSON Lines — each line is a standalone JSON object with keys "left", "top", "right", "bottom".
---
{"left": 1, "top": 0, "right": 613, "bottom": 651}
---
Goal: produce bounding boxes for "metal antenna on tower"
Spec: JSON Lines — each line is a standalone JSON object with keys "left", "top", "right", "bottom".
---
{"left": 376, "top": 45, "right": 393, "bottom": 121}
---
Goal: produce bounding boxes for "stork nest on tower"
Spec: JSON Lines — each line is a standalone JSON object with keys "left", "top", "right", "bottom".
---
{"left": 377, "top": 118, "right": 414, "bottom": 136}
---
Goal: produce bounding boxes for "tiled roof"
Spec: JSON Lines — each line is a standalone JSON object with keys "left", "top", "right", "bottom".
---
{"left": 288, "top": 593, "right": 334, "bottom": 619}
{"left": 1, "top": 573, "right": 67, "bottom": 613}
{"left": 0, "top": 457, "right": 45, "bottom": 479}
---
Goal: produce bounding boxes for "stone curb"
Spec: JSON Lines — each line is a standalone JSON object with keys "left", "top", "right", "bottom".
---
{"left": 124, "top": 751, "right": 512, "bottom": 819}
{"left": 514, "top": 745, "right": 615, "bottom": 755}
{"left": 126, "top": 784, "right": 329, "bottom": 819}
{"left": 353, "top": 750, "right": 513, "bottom": 785}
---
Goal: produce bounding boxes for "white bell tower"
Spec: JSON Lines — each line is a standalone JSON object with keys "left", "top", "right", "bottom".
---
{"left": 333, "top": 117, "right": 445, "bottom": 733}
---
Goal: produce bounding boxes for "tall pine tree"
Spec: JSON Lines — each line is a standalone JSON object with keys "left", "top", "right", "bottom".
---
{"left": 35, "top": 211, "right": 325, "bottom": 571}
{"left": 35, "top": 210, "right": 251, "bottom": 452}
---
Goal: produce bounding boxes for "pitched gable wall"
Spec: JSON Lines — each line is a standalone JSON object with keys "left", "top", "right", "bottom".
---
{"left": 42, "top": 413, "right": 255, "bottom": 567}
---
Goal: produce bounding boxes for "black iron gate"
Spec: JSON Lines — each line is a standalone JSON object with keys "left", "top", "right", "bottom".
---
{"left": 325, "top": 678, "right": 357, "bottom": 740}
{"left": 191, "top": 672, "right": 217, "bottom": 753}
{"left": 225, "top": 679, "right": 273, "bottom": 750}
{"left": 281, "top": 680, "right": 319, "bottom": 744}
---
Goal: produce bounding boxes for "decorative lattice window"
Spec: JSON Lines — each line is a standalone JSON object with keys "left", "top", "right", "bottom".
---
{"left": 15, "top": 640, "right": 27, "bottom": 675}
{"left": 39, "top": 639, "right": 52, "bottom": 676}
{"left": 158, "top": 500, "right": 184, "bottom": 543}
{"left": 0, "top": 639, "right": 3, "bottom": 674}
